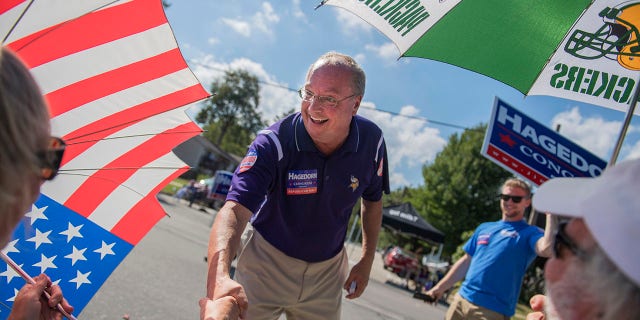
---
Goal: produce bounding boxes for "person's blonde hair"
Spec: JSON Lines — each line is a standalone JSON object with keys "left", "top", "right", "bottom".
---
{"left": 0, "top": 47, "right": 50, "bottom": 211}
{"left": 306, "top": 51, "right": 366, "bottom": 96}
{"left": 501, "top": 178, "right": 532, "bottom": 198}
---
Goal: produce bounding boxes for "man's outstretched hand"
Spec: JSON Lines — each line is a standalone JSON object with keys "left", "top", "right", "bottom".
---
{"left": 199, "top": 296, "right": 241, "bottom": 320}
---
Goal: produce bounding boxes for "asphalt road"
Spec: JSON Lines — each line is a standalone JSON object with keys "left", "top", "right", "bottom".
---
{"left": 80, "top": 194, "right": 447, "bottom": 319}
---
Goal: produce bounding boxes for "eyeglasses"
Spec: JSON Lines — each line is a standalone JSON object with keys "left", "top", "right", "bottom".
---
{"left": 553, "top": 222, "right": 588, "bottom": 259}
{"left": 298, "top": 88, "right": 357, "bottom": 108}
{"left": 498, "top": 194, "right": 527, "bottom": 203}
{"left": 37, "top": 137, "right": 66, "bottom": 180}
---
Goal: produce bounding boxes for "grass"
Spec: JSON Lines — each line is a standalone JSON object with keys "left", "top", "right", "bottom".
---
{"left": 513, "top": 303, "right": 534, "bottom": 320}
{"left": 161, "top": 178, "right": 189, "bottom": 195}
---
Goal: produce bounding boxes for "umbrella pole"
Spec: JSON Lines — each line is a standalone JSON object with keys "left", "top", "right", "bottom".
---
{"left": 608, "top": 75, "right": 640, "bottom": 167}
{"left": 0, "top": 252, "right": 78, "bottom": 320}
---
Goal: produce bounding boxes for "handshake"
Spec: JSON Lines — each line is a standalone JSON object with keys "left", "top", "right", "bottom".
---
{"left": 199, "top": 296, "right": 242, "bottom": 320}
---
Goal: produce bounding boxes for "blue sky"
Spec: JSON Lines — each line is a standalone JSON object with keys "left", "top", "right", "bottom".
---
{"left": 164, "top": 1, "right": 640, "bottom": 190}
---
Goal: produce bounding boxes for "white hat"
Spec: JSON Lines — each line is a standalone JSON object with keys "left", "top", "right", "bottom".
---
{"left": 533, "top": 158, "right": 640, "bottom": 287}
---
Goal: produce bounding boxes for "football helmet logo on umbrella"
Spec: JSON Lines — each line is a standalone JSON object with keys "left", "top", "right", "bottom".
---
{"left": 565, "top": 1, "right": 640, "bottom": 70}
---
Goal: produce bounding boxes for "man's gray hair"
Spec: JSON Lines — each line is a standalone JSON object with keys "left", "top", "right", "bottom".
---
{"left": 306, "top": 51, "right": 366, "bottom": 96}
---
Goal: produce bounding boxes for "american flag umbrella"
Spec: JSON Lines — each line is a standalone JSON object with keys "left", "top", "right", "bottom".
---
{"left": 319, "top": 0, "right": 640, "bottom": 164}
{"left": 0, "top": 0, "right": 209, "bottom": 317}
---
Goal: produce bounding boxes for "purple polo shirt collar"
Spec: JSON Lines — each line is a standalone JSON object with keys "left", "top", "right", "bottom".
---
{"left": 292, "top": 113, "right": 360, "bottom": 154}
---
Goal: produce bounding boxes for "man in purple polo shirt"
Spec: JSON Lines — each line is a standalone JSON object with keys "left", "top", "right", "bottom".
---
{"left": 200, "top": 51, "right": 389, "bottom": 320}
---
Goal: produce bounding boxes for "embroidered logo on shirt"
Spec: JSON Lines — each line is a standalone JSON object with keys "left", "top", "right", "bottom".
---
{"left": 287, "top": 169, "right": 318, "bottom": 195}
{"left": 239, "top": 149, "right": 257, "bottom": 173}
{"left": 478, "top": 234, "right": 490, "bottom": 245}
{"left": 349, "top": 175, "right": 359, "bottom": 191}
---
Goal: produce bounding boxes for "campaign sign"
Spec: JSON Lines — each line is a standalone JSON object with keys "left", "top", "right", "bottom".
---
{"left": 210, "top": 170, "right": 233, "bottom": 201}
{"left": 481, "top": 97, "right": 607, "bottom": 186}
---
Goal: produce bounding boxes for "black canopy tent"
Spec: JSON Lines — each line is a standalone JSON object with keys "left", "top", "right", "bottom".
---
{"left": 382, "top": 203, "right": 445, "bottom": 244}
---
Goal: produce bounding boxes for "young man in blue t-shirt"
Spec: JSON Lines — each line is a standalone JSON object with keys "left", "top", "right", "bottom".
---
{"left": 427, "top": 178, "right": 556, "bottom": 320}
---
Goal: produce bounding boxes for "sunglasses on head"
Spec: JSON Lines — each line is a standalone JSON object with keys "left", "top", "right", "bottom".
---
{"left": 37, "top": 137, "right": 66, "bottom": 181}
{"left": 498, "top": 194, "right": 526, "bottom": 203}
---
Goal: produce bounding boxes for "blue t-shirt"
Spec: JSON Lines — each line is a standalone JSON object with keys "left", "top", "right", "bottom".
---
{"left": 459, "top": 219, "right": 542, "bottom": 316}
{"left": 227, "top": 113, "right": 389, "bottom": 262}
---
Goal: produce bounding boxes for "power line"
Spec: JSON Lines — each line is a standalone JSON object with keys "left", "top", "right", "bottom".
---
{"left": 358, "top": 106, "right": 469, "bottom": 130}
{"left": 188, "top": 59, "right": 473, "bottom": 131}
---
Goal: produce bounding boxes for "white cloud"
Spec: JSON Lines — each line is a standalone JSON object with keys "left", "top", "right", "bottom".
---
{"left": 359, "top": 104, "right": 447, "bottom": 188}
{"left": 365, "top": 42, "right": 399, "bottom": 61}
{"left": 219, "top": 2, "right": 280, "bottom": 38}
{"left": 334, "top": 8, "right": 372, "bottom": 35}
{"left": 353, "top": 53, "right": 367, "bottom": 65}
{"left": 623, "top": 140, "right": 640, "bottom": 161}
{"left": 226, "top": 58, "right": 297, "bottom": 122}
{"left": 253, "top": 2, "right": 280, "bottom": 34}
{"left": 291, "top": 0, "right": 305, "bottom": 20}
{"left": 189, "top": 55, "right": 227, "bottom": 90}
{"left": 550, "top": 107, "right": 635, "bottom": 160}
{"left": 220, "top": 18, "right": 251, "bottom": 37}
{"left": 186, "top": 55, "right": 298, "bottom": 125}
{"left": 259, "top": 85, "right": 299, "bottom": 123}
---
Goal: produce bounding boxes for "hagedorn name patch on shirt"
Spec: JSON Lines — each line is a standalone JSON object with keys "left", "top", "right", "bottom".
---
{"left": 287, "top": 169, "right": 318, "bottom": 195}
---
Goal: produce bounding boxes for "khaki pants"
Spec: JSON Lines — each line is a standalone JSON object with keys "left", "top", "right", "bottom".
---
{"left": 235, "top": 231, "right": 349, "bottom": 320}
{"left": 445, "top": 293, "right": 509, "bottom": 320}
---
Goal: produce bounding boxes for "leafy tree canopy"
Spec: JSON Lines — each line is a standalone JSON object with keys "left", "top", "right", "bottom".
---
{"left": 197, "top": 69, "right": 266, "bottom": 154}
{"left": 407, "top": 124, "right": 512, "bottom": 255}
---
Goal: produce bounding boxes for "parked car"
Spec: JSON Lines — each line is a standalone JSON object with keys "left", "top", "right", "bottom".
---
{"left": 382, "top": 246, "right": 419, "bottom": 278}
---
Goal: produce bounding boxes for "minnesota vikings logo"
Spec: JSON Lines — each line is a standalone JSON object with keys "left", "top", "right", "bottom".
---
{"left": 565, "top": 1, "right": 640, "bottom": 70}
{"left": 349, "top": 175, "right": 359, "bottom": 191}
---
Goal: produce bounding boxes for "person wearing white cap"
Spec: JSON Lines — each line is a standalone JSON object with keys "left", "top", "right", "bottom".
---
{"left": 527, "top": 158, "right": 640, "bottom": 320}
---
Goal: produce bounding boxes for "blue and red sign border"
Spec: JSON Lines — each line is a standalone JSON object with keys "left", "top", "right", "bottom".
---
{"left": 481, "top": 97, "right": 606, "bottom": 186}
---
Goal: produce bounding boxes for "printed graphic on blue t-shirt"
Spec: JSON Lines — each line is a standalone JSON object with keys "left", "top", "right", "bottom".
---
{"left": 477, "top": 234, "right": 490, "bottom": 245}
{"left": 286, "top": 169, "right": 318, "bottom": 195}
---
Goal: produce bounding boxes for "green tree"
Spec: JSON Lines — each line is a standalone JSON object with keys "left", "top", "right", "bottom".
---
{"left": 383, "top": 187, "right": 413, "bottom": 207}
{"left": 412, "top": 124, "right": 512, "bottom": 256}
{"left": 197, "top": 69, "right": 266, "bottom": 151}
{"left": 201, "top": 122, "right": 253, "bottom": 156}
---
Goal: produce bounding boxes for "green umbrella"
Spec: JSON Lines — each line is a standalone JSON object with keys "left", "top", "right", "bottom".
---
{"left": 319, "top": 0, "right": 640, "bottom": 164}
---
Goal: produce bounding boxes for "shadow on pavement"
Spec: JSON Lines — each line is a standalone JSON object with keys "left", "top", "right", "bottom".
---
{"left": 384, "top": 280, "right": 451, "bottom": 308}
